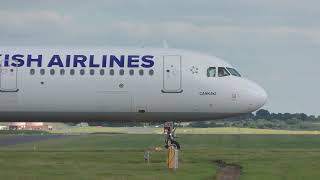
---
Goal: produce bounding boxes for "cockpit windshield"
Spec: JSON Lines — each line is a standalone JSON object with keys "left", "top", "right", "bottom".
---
{"left": 207, "top": 67, "right": 216, "bottom": 77}
{"left": 218, "top": 67, "right": 230, "bottom": 77}
{"left": 226, "top": 67, "right": 241, "bottom": 77}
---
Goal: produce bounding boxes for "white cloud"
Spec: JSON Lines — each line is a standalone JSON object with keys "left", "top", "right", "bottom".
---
{"left": 106, "top": 21, "right": 320, "bottom": 43}
{"left": 0, "top": 10, "right": 72, "bottom": 28}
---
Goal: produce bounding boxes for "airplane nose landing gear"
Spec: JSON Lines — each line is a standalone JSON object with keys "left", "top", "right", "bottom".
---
{"left": 164, "top": 122, "right": 181, "bottom": 150}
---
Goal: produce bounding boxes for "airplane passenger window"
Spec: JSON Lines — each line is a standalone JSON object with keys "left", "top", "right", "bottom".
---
{"left": 207, "top": 67, "right": 216, "bottom": 77}
{"left": 139, "top": 69, "right": 144, "bottom": 76}
{"left": 110, "top": 69, "right": 114, "bottom": 76}
{"left": 80, "top": 69, "right": 85, "bottom": 75}
{"left": 60, "top": 69, "right": 65, "bottom": 75}
{"left": 70, "top": 69, "right": 75, "bottom": 75}
{"left": 100, "top": 69, "right": 105, "bottom": 75}
{"left": 218, "top": 67, "right": 230, "bottom": 77}
{"left": 129, "top": 69, "right": 134, "bottom": 76}
{"left": 50, "top": 69, "right": 55, "bottom": 75}
{"left": 226, "top": 67, "right": 241, "bottom": 77}
{"left": 90, "top": 69, "right": 95, "bottom": 75}
{"left": 119, "top": 69, "right": 124, "bottom": 76}
{"left": 30, "top": 69, "right": 35, "bottom": 75}
{"left": 149, "top": 69, "right": 154, "bottom": 76}
{"left": 40, "top": 69, "right": 45, "bottom": 75}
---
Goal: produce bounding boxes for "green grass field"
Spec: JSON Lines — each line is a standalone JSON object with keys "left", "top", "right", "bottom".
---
{"left": 50, "top": 126, "right": 320, "bottom": 135}
{"left": 1, "top": 133, "right": 320, "bottom": 180}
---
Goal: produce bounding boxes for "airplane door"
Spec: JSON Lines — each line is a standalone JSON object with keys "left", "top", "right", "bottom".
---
{"left": 0, "top": 62, "right": 18, "bottom": 92}
{"left": 162, "top": 55, "right": 183, "bottom": 93}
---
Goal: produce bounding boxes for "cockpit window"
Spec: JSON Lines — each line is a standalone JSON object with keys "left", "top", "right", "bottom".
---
{"left": 207, "top": 67, "right": 216, "bottom": 77}
{"left": 226, "top": 67, "right": 241, "bottom": 77}
{"left": 218, "top": 67, "right": 230, "bottom": 77}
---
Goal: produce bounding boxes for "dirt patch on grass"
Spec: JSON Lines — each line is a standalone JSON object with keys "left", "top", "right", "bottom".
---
{"left": 213, "top": 160, "right": 242, "bottom": 180}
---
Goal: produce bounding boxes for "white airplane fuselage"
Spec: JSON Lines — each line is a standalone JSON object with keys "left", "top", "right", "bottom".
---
{"left": 0, "top": 47, "right": 267, "bottom": 122}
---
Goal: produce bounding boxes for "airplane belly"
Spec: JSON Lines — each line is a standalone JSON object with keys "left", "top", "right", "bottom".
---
{"left": 0, "top": 111, "right": 239, "bottom": 122}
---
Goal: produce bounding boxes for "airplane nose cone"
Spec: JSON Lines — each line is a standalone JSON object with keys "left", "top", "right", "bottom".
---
{"left": 241, "top": 79, "right": 268, "bottom": 111}
{"left": 249, "top": 83, "right": 268, "bottom": 111}
{"left": 253, "top": 85, "right": 268, "bottom": 109}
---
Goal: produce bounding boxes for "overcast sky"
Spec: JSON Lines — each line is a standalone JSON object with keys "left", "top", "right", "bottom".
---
{"left": 0, "top": 0, "right": 319, "bottom": 115}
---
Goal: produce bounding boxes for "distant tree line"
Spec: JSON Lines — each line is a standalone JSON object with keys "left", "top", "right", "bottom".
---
{"left": 77, "top": 109, "right": 320, "bottom": 130}
{"left": 188, "top": 109, "right": 320, "bottom": 130}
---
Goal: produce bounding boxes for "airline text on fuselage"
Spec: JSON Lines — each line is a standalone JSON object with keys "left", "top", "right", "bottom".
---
{"left": 0, "top": 54, "right": 155, "bottom": 68}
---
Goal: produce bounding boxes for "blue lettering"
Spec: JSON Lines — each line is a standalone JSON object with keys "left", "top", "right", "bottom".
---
{"left": 48, "top": 55, "right": 64, "bottom": 67}
{"left": 89, "top": 55, "right": 99, "bottom": 68}
{"left": 27, "top": 55, "right": 42, "bottom": 67}
{"left": 4, "top": 54, "right": 10, "bottom": 67}
{"left": 110, "top": 55, "right": 124, "bottom": 68}
{"left": 141, "top": 55, "right": 154, "bottom": 68}
{"left": 11, "top": 54, "right": 25, "bottom": 67}
{"left": 127, "top": 55, "right": 139, "bottom": 68}
{"left": 102, "top": 55, "right": 108, "bottom": 67}
{"left": 66, "top": 55, "right": 71, "bottom": 67}
{"left": 73, "top": 55, "right": 87, "bottom": 67}
{"left": 0, "top": 54, "right": 155, "bottom": 68}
